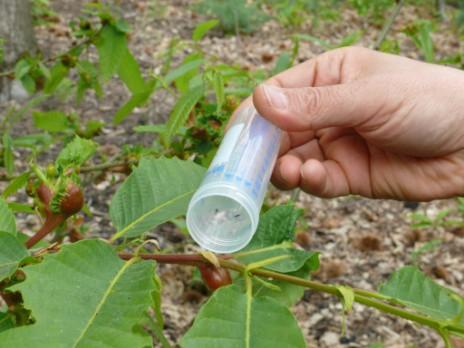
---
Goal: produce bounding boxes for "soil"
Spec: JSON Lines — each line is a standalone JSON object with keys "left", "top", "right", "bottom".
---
{"left": 1, "top": 1, "right": 464, "bottom": 347}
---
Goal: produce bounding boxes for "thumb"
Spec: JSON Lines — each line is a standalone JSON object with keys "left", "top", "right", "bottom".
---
{"left": 253, "top": 83, "right": 370, "bottom": 131}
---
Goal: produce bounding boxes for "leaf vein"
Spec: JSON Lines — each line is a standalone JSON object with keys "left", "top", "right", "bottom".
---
{"left": 71, "top": 257, "right": 138, "bottom": 347}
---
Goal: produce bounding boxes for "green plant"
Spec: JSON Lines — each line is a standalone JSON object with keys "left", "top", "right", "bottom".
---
{"left": 265, "top": 0, "right": 316, "bottom": 28}
{"left": 195, "top": 0, "right": 270, "bottom": 34}
{"left": 378, "top": 38, "right": 401, "bottom": 54}
{"left": 2, "top": 163, "right": 464, "bottom": 347}
{"left": 368, "top": 343, "right": 385, "bottom": 348}
{"left": 32, "top": 0, "right": 58, "bottom": 25}
{"left": 456, "top": 0, "right": 464, "bottom": 30}
{"left": 0, "top": 38, "right": 4, "bottom": 65}
{"left": 409, "top": 201, "right": 464, "bottom": 230}
{"left": 411, "top": 239, "right": 442, "bottom": 264}
{"left": 2, "top": 1, "right": 464, "bottom": 347}
{"left": 349, "top": 0, "right": 395, "bottom": 24}
{"left": 403, "top": 19, "right": 435, "bottom": 62}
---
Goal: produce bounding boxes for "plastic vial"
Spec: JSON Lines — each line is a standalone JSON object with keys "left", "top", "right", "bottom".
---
{"left": 186, "top": 106, "right": 281, "bottom": 253}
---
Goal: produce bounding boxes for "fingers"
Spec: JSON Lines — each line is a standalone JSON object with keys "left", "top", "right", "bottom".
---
{"left": 229, "top": 47, "right": 363, "bottom": 130}
{"left": 267, "top": 46, "right": 364, "bottom": 88}
{"left": 251, "top": 47, "right": 393, "bottom": 132}
{"left": 253, "top": 81, "right": 375, "bottom": 132}
{"left": 300, "top": 159, "right": 351, "bottom": 198}
{"left": 271, "top": 154, "right": 302, "bottom": 190}
{"left": 273, "top": 156, "right": 353, "bottom": 198}
{"left": 272, "top": 139, "right": 324, "bottom": 190}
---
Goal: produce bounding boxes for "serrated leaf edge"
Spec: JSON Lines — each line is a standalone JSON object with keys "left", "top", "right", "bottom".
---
{"left": 111, "top": 190, "right": 195, "bottom": 241}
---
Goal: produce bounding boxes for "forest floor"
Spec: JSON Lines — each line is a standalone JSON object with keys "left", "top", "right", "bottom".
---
{"left": 4, "top": 0, "right": 464, "bottom": 347}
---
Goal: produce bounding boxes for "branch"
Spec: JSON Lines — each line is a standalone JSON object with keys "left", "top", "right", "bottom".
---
{"left": 121, "top": 252, "right": 464, "bottom": 337}
{"left": 373, "top": 0, "right": 405, "bottom": 50}
{"left": 119, "top": 252, "right": 207, "bottom": 266}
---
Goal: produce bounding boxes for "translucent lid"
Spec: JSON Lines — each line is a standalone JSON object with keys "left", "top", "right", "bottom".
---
{"left": 187, "top": 184, "right": 258, "bottom": 253}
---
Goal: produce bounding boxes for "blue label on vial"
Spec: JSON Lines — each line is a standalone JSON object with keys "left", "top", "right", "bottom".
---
{"left": 204, "top": 112, "right": 280, "bottom": 200}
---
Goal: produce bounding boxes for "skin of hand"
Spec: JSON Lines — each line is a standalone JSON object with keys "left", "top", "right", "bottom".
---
{"left": 232, "top": 47, "right": 464, "bottom": 201}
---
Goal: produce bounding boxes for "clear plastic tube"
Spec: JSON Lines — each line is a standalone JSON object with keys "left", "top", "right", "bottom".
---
{"left": 186, "top": 106, "right": 281, "bottom": 253}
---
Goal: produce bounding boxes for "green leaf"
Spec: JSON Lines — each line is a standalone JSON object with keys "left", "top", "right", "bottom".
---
{"left": 245, "top": 204, "right": 302, "bottom": 250}
{"left": 20, "top": 75, "right": 35, "bottom": 94}
{"left": 368, "top": 344, "right": 385, "bottom": 348}
{"left": 249, "top": 264, "right": 312, "bottom": 307}
{"left": 272, "top": 52, "right": 292, "bottom": 74}
{"left": 411, "top": 239, "right": 442, "bottom": 263}
{"left": 148, "top": 275, "right": 170, "bottom": 347}
{"left": 162, "top": 88, "right": 203, "bottom": 147}
{"left": 380, "top": 266, "right": 463, "bottom": 322}
{"left": 114, "top": 19, "right": 130, "bottom": 33}
{"left": 96, "top": 25, "right": 127, "bottom": 80}
{"left": 12, "top": 133, "right": 52, "bottom": 149}
{"left": 110, "top": 157, "right": 205, "bottom": 239}
{"left": 172, "top": 54, "right": 203, "bottom": 93}
{"left": 76, "top": 60, "right": 100, "bottom": 101}
{"left": 7, "top": 202, "right": 35, "bottom": 214}
{"left": 337, "top": 285, "right": 355, "bottom": 312}
{"left": 0, "top": 198, "right": 16, "bottom": 235}
{"left": 38, "top": 61, "right": 51, "bottom": 80}
{"left": 133, "top": 124, "right": 166, "bottom": 134}
{"left": 32, "top": 111, "right": 69, "bottom": 132}
{"left": 212, "top": 70, "right": 224, "bottom": 113}
{"left": 0, "top": 312, "right": 15, "bottom": 333}
{"left": 2, "top": 172, "right": 30, "bottom": 198}
{"left": 118, "top": 48, "right": 146, "bottom": 94}
{"left": 2, "top": 133, "right": 14, "bottom": 176}
{"left": 180, "top": 285, "right": 306, "bottom": 348}
{"left": 14, "top": 60, "right": 30, "bottom": 79}
{"left": 237, "top": 246, "right": 319, "bottom": 273}
{"left": 0, "top": 240, "right": 156, "bottom": 347}
{"left": 113, "top": 80, "right": 156, "bottom": 124}
{"left": 192, "top": 19, "right": 219, "bottom": 41}
{"left": 55, "top": 136, "right": 97, "bottom": 171}
{"left": 44, "top": 63, "right": 69, "bottom": 94}
{"left": 336, "top": 30, "right": 362, "bottom": 48}
{"left": 0, "top": 232, "right": 28, "bottom": 280}
{"left": 0, "top": 39, "right": 3, "bottom": 65}
{"left": 164, "top": 59, "right": 204, "bottom": 86}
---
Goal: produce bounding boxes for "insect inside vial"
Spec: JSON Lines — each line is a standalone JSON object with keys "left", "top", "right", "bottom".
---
{"left": 212, "top": 208, "right": 242, "bottom": 222}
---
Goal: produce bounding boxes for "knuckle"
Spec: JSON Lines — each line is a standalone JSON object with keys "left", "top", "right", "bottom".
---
{"left": 296, "top": 88, "right": 323, "bottom": 115}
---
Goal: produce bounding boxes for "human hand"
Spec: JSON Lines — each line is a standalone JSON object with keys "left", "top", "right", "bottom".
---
{"left": 237, "top": 47, "right": 464, "bottom": 201}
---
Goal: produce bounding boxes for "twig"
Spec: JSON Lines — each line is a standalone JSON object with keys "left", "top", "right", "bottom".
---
{"left": 0, "top": 159, "right": 136, "bottom": 182}
{"left": 373, "top": 0, "right": 405, "bottom": 50}
{"left": 80, "top": 160, "right": 135, "bottom": 173}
